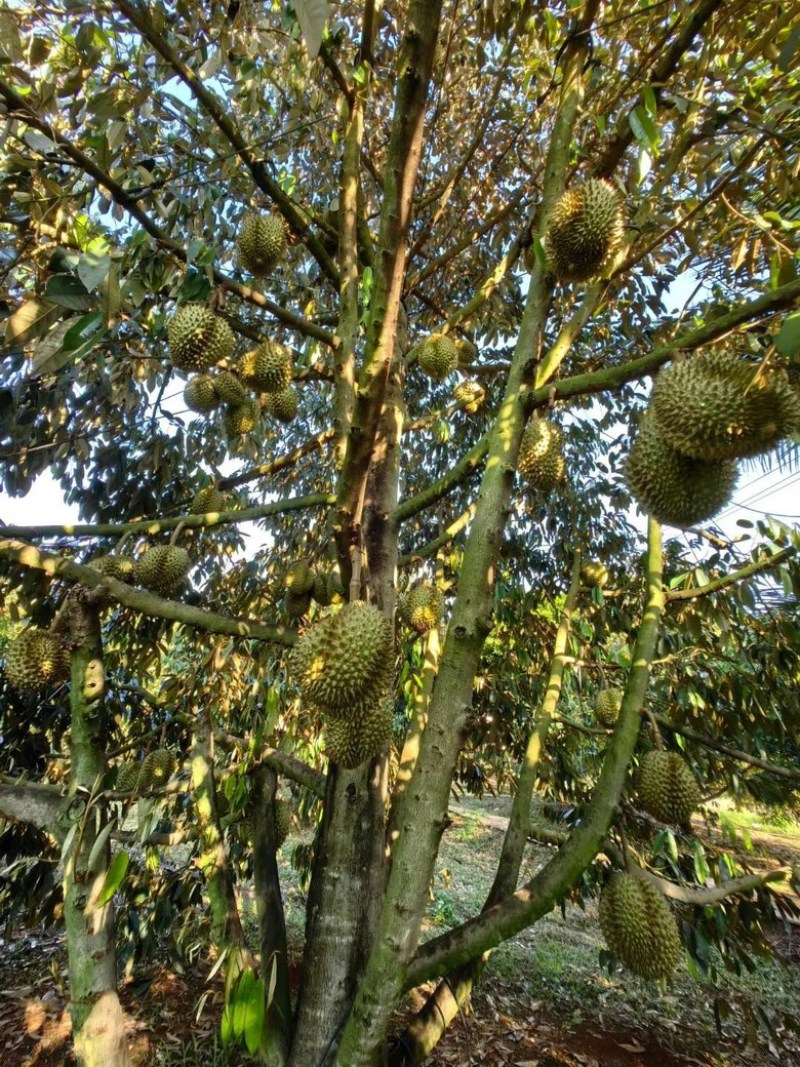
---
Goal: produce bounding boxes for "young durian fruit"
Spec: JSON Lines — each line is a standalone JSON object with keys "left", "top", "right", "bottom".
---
{"left": 324, "top": 697, "right": 394, "bottom": 769}
{"left": 268, "top": 385, "right": 299, "bottom": 424}
{"left": 546, "top": 179, "right": 624, "bottom": 282}
{"left": 595, "top": 687, "right": 623, "bottom": 726}
{"left": 651, "top": 351, "right": 800, "bottom": 462}
{"left": 168, "top": 304, "right": 235, "bottom": 373}
{"left": 237, "top": 213, "right": 288, "bottom": 276}
{"left": 116, "top": 761, "right": 141, "bottom": 793}
{"left": 289, "top": 602, "right": 393, "bottom": 715}
{"left": 454, "top": 379, "right": 486, "bottom": 414}
{"left": 136, "top": 545, "right": 191, "bottom": 596}
{"left": 223, "top": 398, "right": 260, "bottom": 437}
{"left": 284, "top": 559, "right": 316, "bottom": 595}
{"left": 418, "top": 333, "right": 459, "bottom": 380}
{"left": 624, "top": 409, "right": 738, "bottom": 529}
{"left": 213, "top": 371, "right": 248, "bottom": 407}
{"left": 285, "top": 590, "right": 313, "bottom": 617}
{"left": 404, "top": 582, "right": 445, "bottom": 634}
{"left": 90, "top": 554, "right": 138, "bottom": 583}
{"left": 312, "top": 569, "right": 333, "bottom": 606}
{"left": 240, "top": 340, "right": 293, "bottom": 393}
{"left": 4, "top": 629, "right": 70, "bottom": 692}
{"left": 274, "top": 796, "right": 291, "bottom": 848}
{"left": 184, "top": 374, "right": 221, "bottom": 414}
{"left": 599, "top": 870, "right": 682, "bottom": 981}
{"left": 140, "top": 748, "right": 176, "bottom": 790}
{"left": 581, "top": 560, "right": 609, "bottom": 588}
{"left": 637, "top": 750, "right": 702, "bottom": 829}
{"left": 190, "top": 487, "right": 226, "bottom": 514}
{"left": 518, "top": 417, "right": 566, "bottom": 493}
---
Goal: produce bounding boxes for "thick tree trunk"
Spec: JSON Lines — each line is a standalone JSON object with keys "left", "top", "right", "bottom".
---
{"left": 62, "top": 601, "right": 131, "bottom": 1067}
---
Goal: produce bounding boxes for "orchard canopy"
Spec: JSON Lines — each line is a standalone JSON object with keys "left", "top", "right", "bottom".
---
{"left": 1, "top": 2, "right": 800, "bottom": 1067}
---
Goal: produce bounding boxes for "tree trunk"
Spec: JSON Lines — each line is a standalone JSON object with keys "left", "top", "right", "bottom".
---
{"left": 62, "top": 599, "right": 131, "bottom": 1067}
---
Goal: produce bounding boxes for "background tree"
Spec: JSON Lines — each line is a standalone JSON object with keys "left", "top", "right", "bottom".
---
{"left": 1, "top": 1, "right": 800, "bottom": 1066}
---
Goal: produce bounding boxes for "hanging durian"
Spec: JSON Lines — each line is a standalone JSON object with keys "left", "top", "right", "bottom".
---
{"left": 168, "top": 304, "right": 234, "bottom": 373}
{"left": 546, "top": 179, "right": 624, "bottom": 282}
{"left": 418, "top": 333, "right": 459, "bottom": 380}
{"left": 599, "top": 870, "right": 682, "bottom": 981}
{"left": 237, "top": 213, "right": 288, "bottom": 276}
{"left": 518, "top": 417, "right": 566, "bottom": 493}
{"left": 4, "top": 629, "right": 69, "bottom": 692}
{"left": 240, "top": 340, "right": 293, "bottom": 393}
{"left": 136, "top": 545, "right": 191, "bottom": 596}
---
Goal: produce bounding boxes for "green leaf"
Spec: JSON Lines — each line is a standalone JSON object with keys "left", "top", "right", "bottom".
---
{"left": 29, "top": 321, "right": 75, "bottom": 377}
{"left": 4, "top": 298, "right": 61, "bottom": 347}
{"left": 629, "top": 106, "right": 659, "bottom": 153}
{"left": 294, "top": 0, "right": 329, "bottom": 59}
{"left": 44, "top": 274, "right": 92, "bottom": 311}
{"left": 101, "top": 263, "right": 122, "bottom": 325}
{"left": 643, "top": 86, "right": 657, "bottom": 118}
{"left": 232, "top": 968, "right": 255, "bottom": 1037}
{"left": 244, "top": 978, "right": 266, "bottom": 1054}
{"left": 775, "top": 311, "right": 800, "bottom": 360}
{"left": 96, "top": 849, "right": 129, "bottom": 906}
{"left": 63, "top": 311, "right": 104, "bottom": 352}
{"left": 220, "top": 1005, "right": 233, "bottom": 1048}
{"left": 76, "top": 252, "right": 111, "bottom": 292}
{"left": 87, "top": 819, "right": 116, "bottom": 872}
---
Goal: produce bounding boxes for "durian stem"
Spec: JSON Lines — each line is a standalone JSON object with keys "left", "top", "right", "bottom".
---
{"left": 169, "top": 521, "right": 186, "bottom": 547}
{"left": 644, "top": 705, "right": 665, "bottom": 749}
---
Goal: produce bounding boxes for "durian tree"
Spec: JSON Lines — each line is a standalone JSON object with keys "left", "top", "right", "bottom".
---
{"left": 1, "top": 2, "right": 800, "bottom": 1065}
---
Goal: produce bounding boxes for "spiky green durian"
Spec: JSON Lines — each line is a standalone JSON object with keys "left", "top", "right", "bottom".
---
{"left": 599, "top": 871, "right": 682, "bottom": 981}
{"left": 546, "top": 179, "right": 624, "bottom": 282}
{"left": 582, "top": 561, "right": 609, "bottom": 588}
{"left": 268, "top": 385, "right": 299, "bottom": 424}
{"left": 190, "top": 487, "right": 226, "bottom": 514}
{"left": 454, "top": 379, "right": 486, "bottom": 414}
{"left": 455, "top": 338, "right": 478, "bottom": 367}
{"left": 223, "top": 398, "right": 260, "bottom": 436}
{"left": 625, "top": 410, "right": 738, "bottom": 529}
{"left": 90, "top": 554, "right": 138, "bottom": 583}
{"left": 324, "top": 698, "right": 394, "bottom": 768}
{"left": 404, "top": 582, "right": 445, "bottom": 634}
{"left": 213, "top": 371, "right": 247, "bottom": 407}
{"left": 289, "top": 602, "right": 393, "bottom": 714}
{"left": 313, "top": 570, "right": 333, "bottom": 606}
{"left": 518, "top": 418, "right": 566, "bottom": 492}
{"left": 274, "top": 796, "right": 291, "bottom": 847}
{"left": 638, "top": 750, "right": 702, "bottom": 828}
{"left": 286, "top": 590, "right": 313, "bottom": 617}
{"left": 4, "top": 629, "right": 69, "bottom": 692}
{"left": 116, "top": 761, "right": 141, "bottom": 793}
{"left": 595, "top": 687, "right": 623, "bottom": 727}
{"left": 136, "top": 545, "right": 191, "bottom": 596}
{"left": 140, "top": 748, "right": 176, "bottom": 790}
{"left": 418, "top": 333, "right": 459, "bottom": 380}
{"left": 240, "top": 340, "right": 293, "bottom": 393}
{"left": 284, "top": 559, "right": 315, "bottom": 595}
{"left": 651, "top": 352, "right": 800, "bottom": 462}
{"left": 184, "top": 374, "right": 221, "bottom": 414}
{"left": 167, "top": 304, "right": 235, "bottom": 373}
{"left": 237, "top": 213, "right": 288, "bottom": 276}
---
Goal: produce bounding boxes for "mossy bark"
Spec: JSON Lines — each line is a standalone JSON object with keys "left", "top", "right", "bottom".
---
{"left": 63, "top": 606, "right": 131, "bottom": 1067}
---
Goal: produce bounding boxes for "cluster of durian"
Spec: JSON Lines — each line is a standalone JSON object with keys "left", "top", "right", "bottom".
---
{"left": 397, "top": 581, "right": 445, "bottom": 635}
{"left": 518, "top": 417, "right": 566, "bottom": 493}
{"left": 90, "top": 544, "right": 191, "bottom": 598}
{"left": 239, "top": 340, "right": 299, "bottom": 425}
{"left": 599, "top": 869, "right": 682, "bottom": 981}
{"left": 546, "top": 179, "right": 625, "bottom": 283}
{"left": 117, "top": 748, "right": 177, "bottom": 794}
{"left": 282, "top": 559, "right": 345, "bottom": 617}
{"left": 637, "top": 749, "right": 702, "bottom": 829}
{"left": 626, "top": 352, "right": 800, "bottom": 528}
{"left": 237, "top": 213, "right": 288, "bottom": 277}
{"left": 595, "top": 686, "right": 622, "bottom": 727}
{"left": 288, "top": 601, "right": 394, "bottom": 768}
{"left": 3, "top": 627, "right": 70, "bottom": 692}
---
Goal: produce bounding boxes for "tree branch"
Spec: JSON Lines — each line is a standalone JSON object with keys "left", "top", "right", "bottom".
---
{"left": 0, "top": 779, "right": 67, "bottom": 833}
{"left": 654, "top": 716, "right": 800, "bottom": 782}
{"left": 665, "top": 546, "right": 795, "bottom": 602}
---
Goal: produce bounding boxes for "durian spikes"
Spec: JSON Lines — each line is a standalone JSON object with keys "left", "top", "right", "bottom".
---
{"left": 168, "top": 304, "right": 234, "bottom": 374}
{"left": 237, "top": 213, "right": 288, "bottom": 276}
{"left": 599, "top": 870, "right": 682, "bottom": 981}
{"left": 518, "top": 417, "right": 566, "bottom": 493}
{"left": 546, "top": 179, "right": 624, "bottom": 283}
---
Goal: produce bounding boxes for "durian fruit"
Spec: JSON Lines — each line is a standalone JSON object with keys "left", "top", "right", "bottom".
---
{"left": 455, "top": 337, "right": 478, "bottom": 367}
{"left": 326, "top": 566, "right": 345, "bottom": 603}
{"left": 190, "top": 487, "right": 226, "bottom": 514}
{"left": 324, "top": 698, "right": 394, "bottom": 769}
{"left": 651, "top": 352, "right": 800, "bottom": 462}
{"left": 599, "top": 870, "right": 682, "bottom": 981}
{"left": 4, "top": 629, "right": 69, "bottom": 692}
{"left": 518, "top": 417, "right": 566, "bottom": 492}
{"left": 404, "top": 582, "right": 445, "bottom": 634}
{"left": 269, "top": 385, "right": 299, "bottom": 424}
{"left": 184, "top": 374, "right": 221, "bottom": 414}
{"left": 595, "top": 687, "right": 623, "bottom": 727}
{"left": 284, "top": 559, "right": 315, "bottom": 595}
{"left": 313, "top": 570, "right": 333, "bottom": 606}
{"left": 117, "top": 761, "right": 141, "bottom": 793}
{"left": 90, "top": 554, "right": 138, "bottom": 583}
{"left": 454, "top": 379, "right": 486, "bottom": 414}
{"left": 274, "top": 796, "right": 291, "bottom": 848}
{"left": 637, "top": 750, "right": 702, "bottom": 828}
{"left": 223, "top": 398, "right": 260, "bottom": 437}
{"left": 418, "top": 333, "right": 459, "bottom": 380}
{"left": 237, "top": 213, "right": 288, "bottom": 276}
{"left": 136, "top": 545, "right": 191, "bottom": 596}
{"left": 167, "top": 304, "right": 235, "bottom": 373}
{"left": 546, "top": 179, "right": 624, "bottom": 282}
{"left": 286, "top": 590, "right": 313, "bottom": 617}
{"left": 213, "top": 371, "right": 247, "bottom": 407}
{"left": 140, "top": 748, "right": 176, "bottom": 790}
{"left": 625, "top": 410, "right": 738, "bottom": 529}
{"left": 289, "top": 602, "right": 393, "bottom": 715}
{"left": 240, "top": 340, "right": 293, "bottom": 393}
{"left": 582, "top": 560, "right": 609, "bottom": 588}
